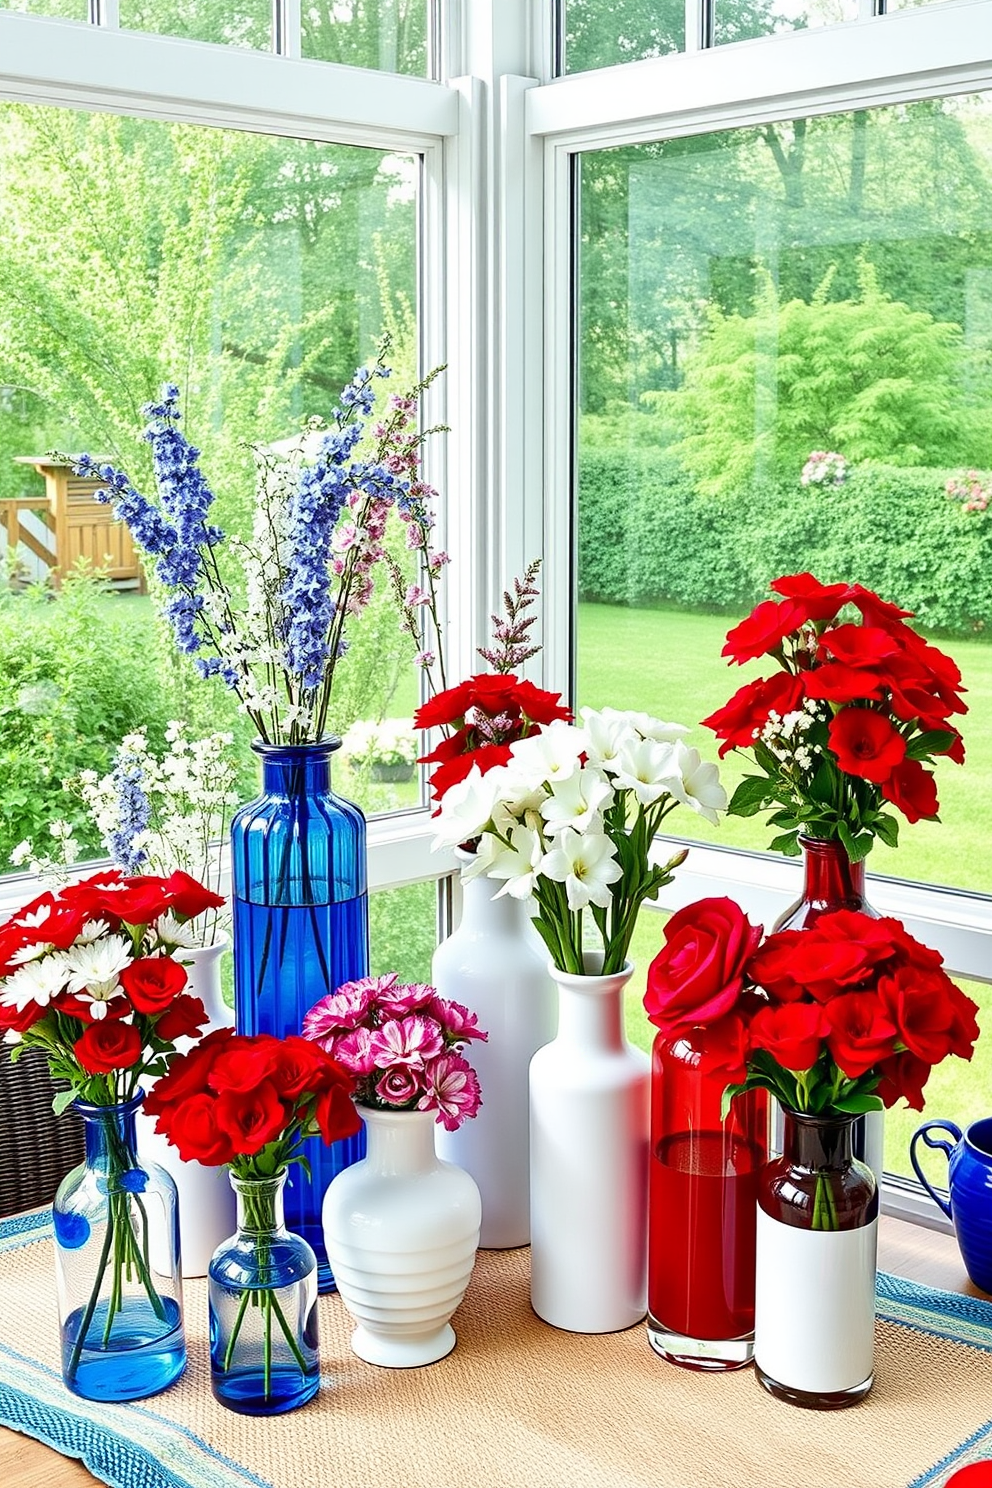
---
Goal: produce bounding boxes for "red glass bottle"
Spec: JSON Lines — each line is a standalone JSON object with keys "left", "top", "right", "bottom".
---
{"left": 647, "top": 1027, "right": 767, "bottom": 1370}
{"left": 774, "top": 836, "right": 876, "bottom": 933}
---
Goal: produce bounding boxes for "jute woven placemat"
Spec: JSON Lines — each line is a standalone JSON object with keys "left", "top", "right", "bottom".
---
{"left": 1, "top": 1210, "right": 991, "bottom": 1488}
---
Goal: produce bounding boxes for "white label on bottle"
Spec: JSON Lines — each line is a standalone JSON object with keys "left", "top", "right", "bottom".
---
{"left": 754, "top": 1209, "right": 877, "bottom": 1394}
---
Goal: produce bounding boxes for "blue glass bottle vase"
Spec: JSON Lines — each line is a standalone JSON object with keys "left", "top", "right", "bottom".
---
{"left": 208, "top": 1171, "right": 320, "bottom": 1414}
{"left": 231, "top": 738, "right": 369, "bottom": 1290}
{"left": 54, "top": 1095, "right": 186, "bottom": 1402}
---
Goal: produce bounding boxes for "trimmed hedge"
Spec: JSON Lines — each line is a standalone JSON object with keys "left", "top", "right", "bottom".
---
{"left": 577, "top": 451, "right": 992, "bottom": 635}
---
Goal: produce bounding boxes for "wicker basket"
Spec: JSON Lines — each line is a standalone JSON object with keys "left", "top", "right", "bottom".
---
{"left": 0, "top": 1044, "right": 84, "bottom": 1216}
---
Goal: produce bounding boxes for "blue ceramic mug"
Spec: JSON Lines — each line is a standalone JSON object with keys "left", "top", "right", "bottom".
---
{"left": 910, "top": 1117, "right": 992, "bottom": 1293}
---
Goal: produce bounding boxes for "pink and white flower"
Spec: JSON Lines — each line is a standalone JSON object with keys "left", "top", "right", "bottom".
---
{"left": 375, "top": 1067, "right": 424, "bottom": 1105}
{"left": 369, "top": 1014, "right": 444, "bottom": 1069}
{"left": 417, "top": 1052, "right": 483, "bottom": 1132}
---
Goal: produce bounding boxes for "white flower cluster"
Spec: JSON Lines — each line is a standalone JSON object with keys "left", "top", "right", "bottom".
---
{"left": 10, "top": 820, "right": 81, "bottom": 888}
{"left": 341, "top": 718, "right": 418, "bottom": 769}
{"left": 433, "top": 708, "right": 727, "bottom": 912}
{"left": 757, "top": 700, "right": 824, "bottom": 777}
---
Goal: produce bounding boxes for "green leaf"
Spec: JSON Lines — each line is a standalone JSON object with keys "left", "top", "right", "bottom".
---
{"left": 728, "top": 775, "right": 775, "bottom": 817}
{"left": 872, "top": 812, "right": 900, "bottom": 849}
{"left": 831, "top": 1093, "right": 885, "bottom": 1115}
{"left": 768, "top": 830, "right": 801, "bottom": 856}
{"left": 51, "top": 1087, "right": 77, "bottom": 1117}
{"left": 906, "top": 729, "right": 957, "bottom": 761}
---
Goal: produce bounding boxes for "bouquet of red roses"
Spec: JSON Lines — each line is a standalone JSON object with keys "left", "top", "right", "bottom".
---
{"left": 302, "top": 973, "right": 486, "bottom": 1130}
{"left": 702, "top": 572, "right": 966, "bottom": 859}
{"left": 0, "top": 867, "right": 223, "bottom": 1108}
{"left": 413, "top": 560, "right": 571, "bottom": 804}
{"left": 644, "top": 897, "right": 979, "bottom": 1120}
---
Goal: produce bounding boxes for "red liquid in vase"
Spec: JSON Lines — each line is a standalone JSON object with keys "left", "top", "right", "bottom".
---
{"left": 648, "top": 1129, "right": 762, "bottom": 1344}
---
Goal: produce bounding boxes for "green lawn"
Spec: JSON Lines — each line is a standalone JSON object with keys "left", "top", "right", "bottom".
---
{"left": 576, "top": 601, "right": 992, "bottom": 1185}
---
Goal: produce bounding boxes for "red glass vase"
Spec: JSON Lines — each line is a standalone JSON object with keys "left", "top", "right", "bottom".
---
{"left": 773, "top": 835, "right": 876, "bottom": 932}
{"left": 646, "top": 1027, "right": 767, "bottom": 1370}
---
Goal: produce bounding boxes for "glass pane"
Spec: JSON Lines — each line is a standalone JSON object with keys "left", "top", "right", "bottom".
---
{"left": 0, "top": 102, "right": 420, "bottom": 874}
{"left": 302, "top": 0, "right": 428, "bottom": 75}
{"left": 118, "top": 0, "right": 272, "bottom": 48}
{"left": 562, "top": 0, "right": 684, "bottom": 73}
{"left": 369, "top": 880, "right": 438, "bottom": 983}
{"left": 714, "top": 0, "right": 858, "bottom": 46}
{"left": 0, "top": 0, "right": 87, "bottom": 17}
{"left": 575, "top": 96, "right": 992, "bottom": 895}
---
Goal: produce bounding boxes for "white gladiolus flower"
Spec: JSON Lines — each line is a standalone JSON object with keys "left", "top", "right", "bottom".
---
{"left": 485, "top": 824, "right": 546, "bottom": 900}
{"left": 623, "top": 710, "right": 690, "bottom": 744}
{"left": 507, "top": 721, "right": 587, "bottom": 789}
{"left": 432, "top": 766, "right": 506, "bottom": 849}
{"left": 540, "top": 768, "right": 613, "bottom": 836}
{"left": 539, "top": 829, "right": 622, "bottom": 911}
{"left": 612, "top": 738, "right": 681, "bottom": 807}
{"left": 0, "top": 954, "right": 71, "bottom": 1012}
{"left": 663, "top": 741, "right": 728, "bottom": 825}
{"left": 579, "top": 709, "right": 627, "bottom": 772}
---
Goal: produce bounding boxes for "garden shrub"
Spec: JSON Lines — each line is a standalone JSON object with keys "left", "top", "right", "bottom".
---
{"left": 578, "top": 449, "right": 992, "bottom": 635}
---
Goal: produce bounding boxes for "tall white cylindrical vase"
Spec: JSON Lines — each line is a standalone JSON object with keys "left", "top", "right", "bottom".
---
{"left": 433, "top": 852, "right": 556, "bottom": 1248}
{"left": 529, "top": 956, "right": 650, "bottom": 1334}
{"left": 323, "top": 1105, "right": 482, "bottom": 1367}
{"left": 137, "top": 937, "right": 237, "bottom": 1277}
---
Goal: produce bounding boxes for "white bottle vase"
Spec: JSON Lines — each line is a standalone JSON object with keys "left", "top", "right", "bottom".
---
{"left": 136, "top": 936, "right": 237, "bottom": 1278}
{"left": 322, "top": 1105, "right": 482, "bottom": 1368}
{"left": 432, "top": 850, "right": 556, "bottom": 1248}
{"left": 530, "top": 954, "right": 650, "bottom": 1334}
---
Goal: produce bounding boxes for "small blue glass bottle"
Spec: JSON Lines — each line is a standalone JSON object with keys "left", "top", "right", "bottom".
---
{"left": 55, "top": 1095, "right": 186, "bottom": 1402}
{"left": 231, "top": 738, "right": 369, "bottom": 1289}
{"left": 209, "top": 1171, "right": 320, "bottom": 1415}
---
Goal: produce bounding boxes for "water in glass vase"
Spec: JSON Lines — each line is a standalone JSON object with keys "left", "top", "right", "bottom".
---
{"left": 61, "top": 1296, "right": 185, "bottom": 1402}
{"left": 648, "top": 1131, "right": 763, "bottom": 1363}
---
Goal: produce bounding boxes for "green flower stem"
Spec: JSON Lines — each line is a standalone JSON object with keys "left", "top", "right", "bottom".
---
{"left": 219, "top": 1175, "right": 309, "bottom": 1398}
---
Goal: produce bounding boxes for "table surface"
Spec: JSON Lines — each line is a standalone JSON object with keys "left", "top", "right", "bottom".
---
{"left": 0, "top": 1215, "right": 983, "bottom": 1488}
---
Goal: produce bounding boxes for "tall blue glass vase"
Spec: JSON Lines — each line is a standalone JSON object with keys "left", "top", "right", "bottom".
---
{"left": 231, "top": 738, "right": 369, "bottom": 1291}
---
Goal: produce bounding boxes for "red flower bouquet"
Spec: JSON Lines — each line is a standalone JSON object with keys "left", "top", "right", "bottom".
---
{"left": 644, "top": 897, "right": 979, "bottom": 1118}
{"left": 302, "top": 973, "right": 487, "bottom": 1131}
{"left": 0, "top": 867, "right": 224, "bottom": 1106}
{"left": 413, "top": 560, "right": 571, "bottom": 803}
{"left": 701, "top": 572, "right": 967, "bottom": 859}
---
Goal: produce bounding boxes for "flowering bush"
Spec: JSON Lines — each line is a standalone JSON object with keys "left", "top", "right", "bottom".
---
{"left": 413, "top": 558, "right": 571, "bottom": 803}
{"left": 0, "top": 868, "right": 224, "bottom": 1108}
{"left": 72, "top": 349, "right": 447, "bottom": 745}
{"left": 702, "top": 572, "right": 967, "bottom": 859}
{"left": 946, "top": 470, "right": 991, "bottom": 514}
{"left": 11, "top": 723, "right": 238, "bottom": 945}
{"left": 341, "top": 718, "right": 418, "bottom": 771}
{"left": 301, "top": 973, "right": 486, "bottom": 1131}
{"left": 801, "top": 451, "right": 847, "bottom": 487}
{"left": 431, "top": 710, "right": 726, "bottom": 975}
{"left": 644, "top": 897, "right": 979, "bottom": 1118}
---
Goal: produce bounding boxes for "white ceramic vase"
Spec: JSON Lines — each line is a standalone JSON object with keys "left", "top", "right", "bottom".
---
{"left": 136, "top": 936, "right": 236, "bottom": 1278}
{"left": 322, "top": 1104, "right": 482, "bottom": 1367}
{"left": 529, "top": 954, "right": 650, "bottom": 1334}
{"left": 432, "top": 850, "right": 556, "bottom": 1248}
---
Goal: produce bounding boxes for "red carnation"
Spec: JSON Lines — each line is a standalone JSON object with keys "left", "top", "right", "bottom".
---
{"left": 881, "top": 758, "right": 939, "bottom": 824}
{"left": 875, "top": 1050, "right": 931, "bottom": 1112}
{"left": 802, "top": 663, "right": 883, "bottom": 705}
{"left": 769, "top": 572, "right": 850, "bottom": 622}
{"left": 828, "top": 708, "right": 906, "bottom": 784}
{"left": 512, "top": 678, "right": 571, "bottom": 726}
{"left": 748, "top": 1002, "right": 826, "bottom": 1073}
{"left": 162, "top": 870, "right": 226, "bottom": 921}
{"left": 119, "top": 956, "right": 188, "bottom": 1015}
{"left": 818, "top": 625, "right": 901, "bottom": 670}
{"left": 74, "top": 1019, "right": 142, "bottom": 1074}
{"left": 160, "top": 1092, "right": 236, "bottom": 1166}
{"left": 721, "top": 598, "right": 806, "bottom": 666}
{"left": 413, "top": 681, "right": 475, "bottom": 730}
{"left": 824, "top": 993, "right": 898, "bottom": 1079}
{"left": 848, "top": 584, "right": 915, "bottom": 631}
{"left": 701, "top": 672, "right": 805, "bottom": 757}
{"left": 143, "top": 1027, "right": 236, "bottom": 1114}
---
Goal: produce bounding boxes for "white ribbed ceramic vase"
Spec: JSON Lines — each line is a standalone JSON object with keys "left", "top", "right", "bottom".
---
{"left": 136, "top": 936, "right": 236, "bottom": 1277}
{"left": 529, "top": 955, "right": 650, "bottom": 1334}
{"left": 433, "top": 850, "right": 556, "bottom": 1249}
{"left": 322, "top": 1105, "right": 482, "bottom": 1367}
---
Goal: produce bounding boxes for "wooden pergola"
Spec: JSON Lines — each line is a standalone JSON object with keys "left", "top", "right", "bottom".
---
{"left": 1, "top": 458, "right": 144, "bottom": 590}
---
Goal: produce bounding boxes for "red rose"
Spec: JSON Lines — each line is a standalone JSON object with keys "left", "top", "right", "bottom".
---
{"left": 644, "top": 897, "right": 762, "bottom": 1034}
{"left": 314, "top": 1082, "right": 363, "bottom": 1147}
{"left": 142, "top": 1027, "right": 235, "bottom": 1114}
{"left": 818, "top": 624, "right": 901, "bottom": 670}
{"left": 119, "top": 956, "right": 188, "bottom": 1015}
{"left": 875, "top": 1050, "right": 931, "bottom": 1112}
{"left": 466, "top": 673, "right": 526, "bottom": 715}
{"left": 824, "top": 993, "right": 898, "bottom": 1079}
{"left": 269, "top": 1036, "right": 337, "bottom": 1100}
{"left": 748, "top": 1002, "right": 826, "bottom": 1073}
{"left": 74, "top": 1019, "right": 142, "bottom": 1074}
{"left": 881, "top": 757, "right": 940, "bottom": 824}
{"left": 0, "top": 999, "right": 49, "bottom": 1036}
{"left": 162, "top": 870, "right": 226, "bottom": 921}
{"left": 828, "top": 708, "right": 906, "bottom": 784}
{"left": 158, "top": 1091, "right": 235, "bottom": 1166}
{"left": 413, "top": 681, "right": 475, "bottom": 731}
{"left": 701, "top": 672, "right": 805, "bottom": 758}
{"left": 214, "top": 1080, "right": 288, "bottom": 1155}
{"left": 769, "top": 572, "right": 850, "bottom": 622}
{"left": 208, "top": 1037, "right": 281, "bottom": 1094}
{"left": 691, "top": 1010, "right": 750, "bottom": 1085}
{"left": 512, "top": 678, "right": 572, "bottom": 726}
{"left": 53, "top": 992, "right": 130, "bottom": 1025}
{"left": 879, "top": 966, "right": 978, "bottom": 1065}
{"left": 92, "top": 876, "right": 175, "bottom": 926}
{"left": 721, "top": 598, "right": 807, "bottom": 666}
{"left": 745, "top": 930, "right": 807, "bottom": 1003}
{"left": 802, "top": 663, "right": 883, "bottom": 705}
{"left": 154, "top": 994, "right": 208, "bottom": 1044}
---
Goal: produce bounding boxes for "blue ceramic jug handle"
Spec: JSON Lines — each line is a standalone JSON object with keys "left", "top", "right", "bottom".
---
{"left": 910, "top": 1120, "right": 962, "bottom": 1218}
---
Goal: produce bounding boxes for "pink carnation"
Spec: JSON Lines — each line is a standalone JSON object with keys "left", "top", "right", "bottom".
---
{"left": 303, "top": 982, "right": 376, "bottom": 1040}
{"left": 377, "top": 981, "right": 437, "bottom": 1017}
{"left": 332, "top": 1026, "right": 377, "bottom": 1076}
{"left": 427, "top": 995, "right": 488, "bottom": 1044}
{"left": 417, "top": 1052, "right": 483, "bottom": 1131}
{"left": 369, "top": 1014, "right": 444, "bottom": 1070}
